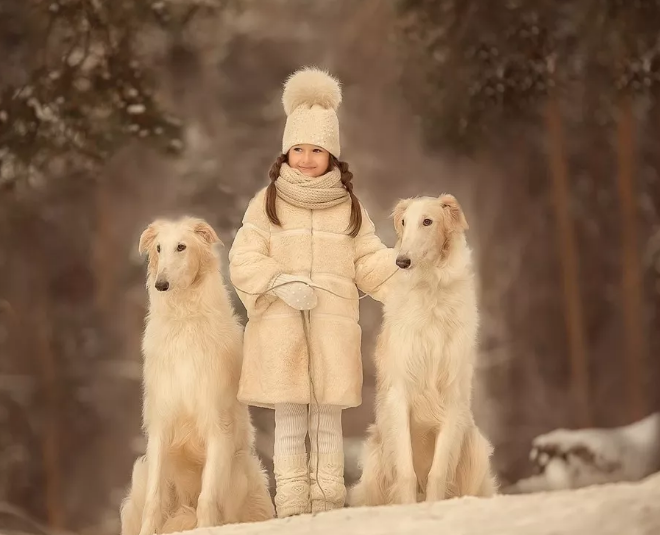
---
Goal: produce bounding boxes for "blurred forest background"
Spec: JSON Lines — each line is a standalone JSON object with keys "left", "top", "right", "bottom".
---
{"left": 1, "top": 0, "right": 659, "bottom": 534}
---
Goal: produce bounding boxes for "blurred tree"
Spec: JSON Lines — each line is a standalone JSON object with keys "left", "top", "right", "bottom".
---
{"left": 600, "top": 0, "right": 660, "bottom": 423}
{"left": 0, "top": 0, "right": 230, "bottom": 197}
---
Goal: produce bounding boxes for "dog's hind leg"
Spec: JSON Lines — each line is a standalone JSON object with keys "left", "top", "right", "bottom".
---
{"left": 160, "top": 505, "right": 197, "bottom": 534}
{"left": 120, "top": 456, "right": 148, "bottom": 535}
{"left": 196, "top": 429, "right": 234, "bottom": 527}
{"left": 157, "top": 451, "right": 202, "bottom": 533}
{"left": 167, "top": 447, "right": 203, "bottom": 508}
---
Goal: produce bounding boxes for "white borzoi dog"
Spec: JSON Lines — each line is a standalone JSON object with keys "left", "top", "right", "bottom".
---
{"left": 349, "top": 195, "right": 497, "bottom": 506}
{"left": 120, "top": 217, "right": 274, "bottom": 535}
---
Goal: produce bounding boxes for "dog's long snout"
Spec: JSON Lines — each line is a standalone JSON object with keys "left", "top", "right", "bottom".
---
{"left": 155, "top": 279, "right": 170, "bottom": 292}
{"left": 396, "top": 256, "right": 411, "bottom": 269}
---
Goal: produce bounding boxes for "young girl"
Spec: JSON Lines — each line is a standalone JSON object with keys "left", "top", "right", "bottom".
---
{"left": 228, "top": 66, "right": 397, "bottom": 517}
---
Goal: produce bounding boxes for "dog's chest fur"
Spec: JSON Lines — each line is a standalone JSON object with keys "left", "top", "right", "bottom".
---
{"left": 142, "top": 310, "right": 238, "bottom": 430}
{"left": 380, "top": 271, "right": 476, "bottom": 414}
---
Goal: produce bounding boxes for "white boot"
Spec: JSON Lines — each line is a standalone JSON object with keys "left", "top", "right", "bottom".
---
{"left": 309, "top": 452, "right": 346, "bottom": 513}
{"left": 273, "top": 454, "right": 312, "bottom": 518}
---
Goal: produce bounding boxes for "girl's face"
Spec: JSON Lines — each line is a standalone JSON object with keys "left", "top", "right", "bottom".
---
{"left": 288, "top": 144, "right": 331, "bottom": 178}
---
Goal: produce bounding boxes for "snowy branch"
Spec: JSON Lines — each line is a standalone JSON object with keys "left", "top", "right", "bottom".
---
{"left": 0, "top": 0, "right": 231, "bottom": 192}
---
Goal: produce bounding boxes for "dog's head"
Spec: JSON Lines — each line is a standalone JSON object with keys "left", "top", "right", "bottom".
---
{"left": 138, "top": 217, "right": 223, "bottom": 292}
{"left": 392, "top": 194, "right": 469, "bottom": 270}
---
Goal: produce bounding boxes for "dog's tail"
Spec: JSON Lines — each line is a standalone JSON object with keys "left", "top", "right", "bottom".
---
{"left": 161, "top": 505, "right": 197, "bottom": 534}
{"left": 453, "top": 427, "right": 499, "bottom": 497}
{"left": 347, "top": 425, "right": 389, "bottom": 507}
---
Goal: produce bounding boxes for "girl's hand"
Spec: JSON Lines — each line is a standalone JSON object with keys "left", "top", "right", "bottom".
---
{"left": 271, "top": 274, "right": 318, "bottom": 310}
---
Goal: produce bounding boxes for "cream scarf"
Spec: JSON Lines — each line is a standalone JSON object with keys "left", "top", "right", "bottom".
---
{"left": 275, "top": 163, "right": 349, "bottom": 209}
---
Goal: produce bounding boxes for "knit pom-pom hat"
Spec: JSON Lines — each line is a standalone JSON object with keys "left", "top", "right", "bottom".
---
{"left": 281, "top": 66, "right": 342, "bottom": 158}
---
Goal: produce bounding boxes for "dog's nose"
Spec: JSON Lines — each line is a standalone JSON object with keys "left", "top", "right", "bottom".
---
{"left": 155, "top": 280, "right": 170, "bottom": 291}
{"left": 396, "top": 256, "right": 411, "bottom": 269}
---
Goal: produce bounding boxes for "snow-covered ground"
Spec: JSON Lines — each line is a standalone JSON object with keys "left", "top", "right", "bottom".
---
{"left": 171, "top": 472, "right": 660, "bottom": 535}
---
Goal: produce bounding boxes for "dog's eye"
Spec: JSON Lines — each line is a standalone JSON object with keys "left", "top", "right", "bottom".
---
{"left": 423, "top": 219, "right": 433, "bottom": 226}
{"left": 177, "top": 244, "right": 186, "bottom": 252}
{"left": 401, "top": 219, "right": 405, "bottom": 227}
{"left": 156, "top": 244, "right": 160, "bottom": 253}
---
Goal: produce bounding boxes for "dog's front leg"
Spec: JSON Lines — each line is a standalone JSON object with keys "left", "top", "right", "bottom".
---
{"left": 426, "top": 408, "right": 465, "bottom": 501}
{"left": 139, "top": 430, "right": 166, "bottom": 535}
{"left": 197, "top": 429, "right": 234, "bottom": 527}
{"left": 383, "top": 387, "right": 417, "bottom": 504}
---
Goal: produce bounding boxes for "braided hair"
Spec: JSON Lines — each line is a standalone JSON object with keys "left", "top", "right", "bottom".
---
{"left": 265, "top": 154, "right": 363, "bottom": 238}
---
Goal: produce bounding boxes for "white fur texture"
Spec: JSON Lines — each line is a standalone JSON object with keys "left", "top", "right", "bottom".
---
{"left": 282, "top": 66, "right": 342, "bottom": 115}
{"left": 228, "top": 188, "right": 396, "bottom": 409}
{"left": 349, "top": 195, "right": 498, "bottom": 507}
{"left": 120, "top": 217, "right": 274, "bottom": 535}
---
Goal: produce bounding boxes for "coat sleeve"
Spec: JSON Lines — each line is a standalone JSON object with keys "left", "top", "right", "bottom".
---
{"left": 228, "top": 190, "right": 285, "bottom": 317}
{"left": 353, "top": 205, "right": 399, "bottom": 303}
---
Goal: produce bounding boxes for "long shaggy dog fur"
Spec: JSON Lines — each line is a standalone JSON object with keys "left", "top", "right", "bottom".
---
{"left": 349, "top": 195, "right": 497, "bottom": 506}
{"left": 120, "top": 217, "right": 274, "bottom": 535}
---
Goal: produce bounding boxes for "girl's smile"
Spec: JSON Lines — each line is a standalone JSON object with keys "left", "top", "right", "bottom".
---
{"left": 288, "top": 144, "right": 330, "bottom": 177}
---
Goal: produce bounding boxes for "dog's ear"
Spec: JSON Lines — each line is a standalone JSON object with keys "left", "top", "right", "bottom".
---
{"left": 439, "top": 194, "right": 469, "bottom": 231}
{"left": 193, "top": 220, "right": 223, "bottom": 246}
{"left": 391, "top": 198, "right": 413, "bottom": 237}
{"left": 138, "top": 223, "right": 159, "bottom": 255}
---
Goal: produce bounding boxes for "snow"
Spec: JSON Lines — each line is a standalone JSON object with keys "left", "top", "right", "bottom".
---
{"left": 507, "top": 412, "right": 660, "bottom": 493}
{"left": 170, "top": 472, "right": 660, "bottom": 535}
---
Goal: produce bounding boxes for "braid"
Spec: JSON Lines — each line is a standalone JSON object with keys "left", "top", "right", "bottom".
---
{"left": 266, "top": 154, "right": 363, "bottom": 236}
{"left": 332, "top": 156, "right": 362, "bottom": 238}
{"left": 266, "top": 154, "right": 287, "bottom": 226}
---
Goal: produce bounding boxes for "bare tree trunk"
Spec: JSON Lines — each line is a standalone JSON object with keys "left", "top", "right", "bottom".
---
{"left": 616, "top": 96, "right": 647, "bottom": 422}
{"left": 545, "top": 95, "right": 591, "bottom": 428}
{"left": 91, "top": 174, "right": 136, "bottom": 519}
{"left": 33, "top": 296, "right": 64, "bottom": 530}
{"left": 92, "top": 179, "right": 117, "bottom": 312}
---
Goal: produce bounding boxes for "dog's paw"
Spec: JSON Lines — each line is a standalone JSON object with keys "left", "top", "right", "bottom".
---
{"left": 393, "top": 476, "right": 418, "bottom": 504}
{"left": 425, "top": 474, "right": 447, "bottom": 502}
{"left": 138, "top": 504, "right": 162, "bottom": 535}
{"left": 196, "top": 499, "right": 221, "bottom": 528}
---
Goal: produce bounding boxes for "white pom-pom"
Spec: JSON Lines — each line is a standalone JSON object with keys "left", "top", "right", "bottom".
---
{"left": 282, "top": 66, "right": 342, "bottom": 116}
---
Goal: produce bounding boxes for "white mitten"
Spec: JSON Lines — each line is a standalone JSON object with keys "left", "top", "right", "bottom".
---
{"left": 271, "top": 274, "right": 318, "bottom": 311}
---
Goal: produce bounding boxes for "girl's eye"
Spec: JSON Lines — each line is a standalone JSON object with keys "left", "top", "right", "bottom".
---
{"left": 423, "top": 219, "right": 433, "bottom": 226}
{"left": 177, "top": 244, "right": 186, "bottom": 252}
{"left": 156, "top": 245, "right": 161, "bottom": 253}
